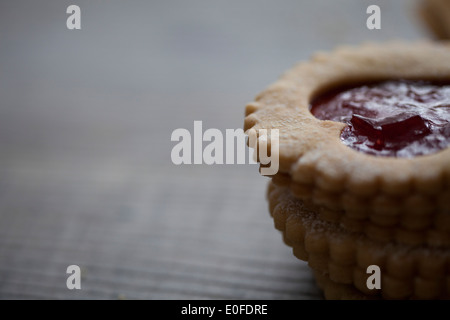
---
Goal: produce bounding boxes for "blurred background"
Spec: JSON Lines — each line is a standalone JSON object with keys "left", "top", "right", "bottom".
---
{"left": 0, "top": 0, "right": 430, "bottom": 299}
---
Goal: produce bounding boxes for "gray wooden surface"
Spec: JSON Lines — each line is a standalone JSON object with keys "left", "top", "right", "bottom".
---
{"left": 0, "top": 0, "right": 427, "bottom": 299}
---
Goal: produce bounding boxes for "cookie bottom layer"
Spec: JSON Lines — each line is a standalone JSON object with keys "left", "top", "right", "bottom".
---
{"left": 272, "top": 173, "right": 450, "bottom": 248}
{"left": 313, "top": 270, "right": 376, "bottom": 300}
{"left": 267, "top": 182, "right": 450, "bottom": 299}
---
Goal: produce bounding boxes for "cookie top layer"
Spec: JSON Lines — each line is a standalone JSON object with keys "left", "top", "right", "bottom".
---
{"left": 244, "top": 41, "right": 450, "bottom": 197}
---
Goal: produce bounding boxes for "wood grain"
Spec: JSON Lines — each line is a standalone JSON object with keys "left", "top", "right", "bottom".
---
{"left": 0, "top": 0, "right": 424, "bottom": 299}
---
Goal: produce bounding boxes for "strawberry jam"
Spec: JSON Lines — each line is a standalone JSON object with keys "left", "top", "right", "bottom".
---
{"left": 310, "top": 80, "right": 450, "bottom": 157}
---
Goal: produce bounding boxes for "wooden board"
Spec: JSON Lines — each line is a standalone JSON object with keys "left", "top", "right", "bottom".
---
{"left": 0, "top": 0, "right": 425, "bottom": 299}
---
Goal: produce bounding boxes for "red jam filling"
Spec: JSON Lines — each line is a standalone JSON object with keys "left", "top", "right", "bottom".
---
{"left": 310, "top": 80, "right": 450, "bottom": 157}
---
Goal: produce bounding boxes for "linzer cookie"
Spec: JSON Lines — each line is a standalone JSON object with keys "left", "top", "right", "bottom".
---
{"left": 421, "top": 0, "right": 450, "bottom": 39}
{"left": 245, "top": 42, "right": 450, "bottom": 240}
{"left": 268, "top": 182, "right": 450, "bottom": 300}
{"left": 245, "top": 42, "right": 450, "bottom": 299}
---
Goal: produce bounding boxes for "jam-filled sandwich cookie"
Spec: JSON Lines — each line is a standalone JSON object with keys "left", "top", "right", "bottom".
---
{"left": 273, "top": 77, "right": 450, "bottom": 247}
{"left": 421, "top": 0, "right": 450, "bottom": 39}
{"left": 245, "top": 41, "right": 450, "bottom": 299}
{"left": 245, "top": 42, "right": 450, "bottom": 242}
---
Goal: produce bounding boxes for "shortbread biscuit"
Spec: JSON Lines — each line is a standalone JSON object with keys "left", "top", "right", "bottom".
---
{"left": 268, "top": 182, "right": 450, "bottom": 299}
{"left": 245, "top": 42, "right": 450, "bottom": 234}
